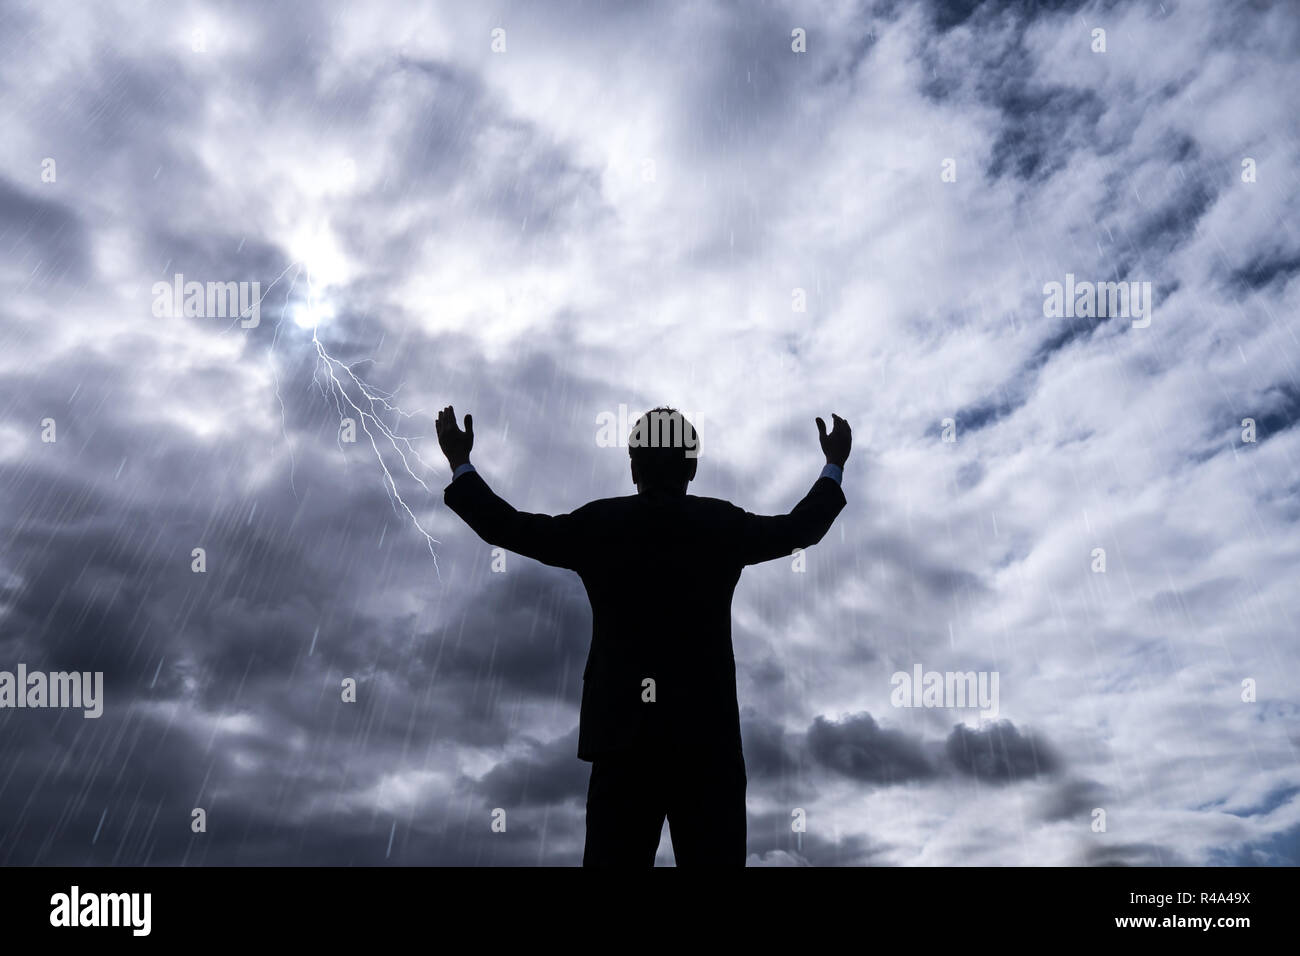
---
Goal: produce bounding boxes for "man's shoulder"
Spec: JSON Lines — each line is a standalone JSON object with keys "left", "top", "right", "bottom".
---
{"left": 684, "top": 494, "right": 747, "bottom": 524}
{"left": 574, "top": 494, "right": 637, "bottom": 514}
{"left": 578, "top": 494, "right": 738, "bottom": 513}
{"left": 685, "top": 493, "right": 741, "bottom": 511}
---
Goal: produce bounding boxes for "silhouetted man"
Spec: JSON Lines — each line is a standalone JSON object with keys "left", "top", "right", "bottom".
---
{"left": 435, "top": 405, "right": 850, "bottom": 865}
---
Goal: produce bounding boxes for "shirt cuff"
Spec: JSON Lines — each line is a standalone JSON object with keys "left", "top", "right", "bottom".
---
{"left": 820, "top": 463, "right": 843, "bottom": 485}
{"left": 452, "top": 463, "right": 477, "bottom": 481}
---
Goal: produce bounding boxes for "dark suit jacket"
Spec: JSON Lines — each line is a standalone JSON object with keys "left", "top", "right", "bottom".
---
{"left": 444, "top": 470, "right": 846, "bottom": 761}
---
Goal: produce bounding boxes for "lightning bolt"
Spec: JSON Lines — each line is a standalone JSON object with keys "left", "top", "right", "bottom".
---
{"left": 234, "top": 261, "right": 442, "bottom": 576}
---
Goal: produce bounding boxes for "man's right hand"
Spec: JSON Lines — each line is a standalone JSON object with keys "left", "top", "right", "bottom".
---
{"left": 816, "top": 414, "right": 851, "bottom": 468}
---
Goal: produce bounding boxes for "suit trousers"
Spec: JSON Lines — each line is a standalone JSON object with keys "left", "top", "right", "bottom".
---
{"left": 582, "top": 744, "right": 747, "bottom": 866}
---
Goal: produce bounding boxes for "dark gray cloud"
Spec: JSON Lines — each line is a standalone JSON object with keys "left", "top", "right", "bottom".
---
{"left": 806, "top": 712, "right": 936, "bottom": 784}
{"left": 470, "top": 728, "right": 587, "bottom": 809}
{"left": 1083, "top": 841, "right": 1188, "bottom": 867}
{"left": 1039, "top": 777, "right": 1110, "bottom": 822}
{"left": 0, "top": 178, "right": 90, "bottom": 284}
{"left": 746, "top": 806, "right": 892, "bottom": 867}
{"left": 945, "top": 720, "right": 1058, "bottom": 784}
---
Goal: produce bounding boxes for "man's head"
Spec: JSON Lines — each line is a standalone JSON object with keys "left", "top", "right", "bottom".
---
{"left": 628, "top": 407, "right": 699, "bottom": 494}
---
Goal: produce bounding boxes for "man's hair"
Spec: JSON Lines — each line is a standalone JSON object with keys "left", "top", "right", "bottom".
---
{"left": 628, "top": 407, "right": 699, "bottom": 487}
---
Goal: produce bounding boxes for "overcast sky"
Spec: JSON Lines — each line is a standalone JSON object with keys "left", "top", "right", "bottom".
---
{"left": 1, "top": 0, "right": 1298, "bottom": 866}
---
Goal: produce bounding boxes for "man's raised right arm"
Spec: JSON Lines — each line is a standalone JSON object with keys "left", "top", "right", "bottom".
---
{"left": 731, "top": 414, "right": 851, "bottom": 566}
